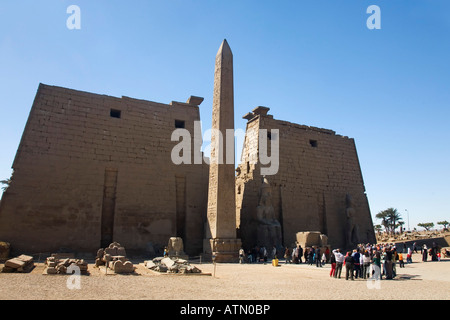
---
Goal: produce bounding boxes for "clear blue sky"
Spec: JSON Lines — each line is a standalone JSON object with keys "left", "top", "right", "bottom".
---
{"left": 1, "top": 1, "right": 449, "bottom": 230}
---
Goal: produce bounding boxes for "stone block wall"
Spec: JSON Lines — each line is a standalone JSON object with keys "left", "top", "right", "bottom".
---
{"left": 0, "top": 84, "right": 208, "bottom": 256}
{"left": 236, "top": 110, "right": 376, "bottom": 250}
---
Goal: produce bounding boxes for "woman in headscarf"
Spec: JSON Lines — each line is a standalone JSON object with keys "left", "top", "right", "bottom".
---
{"left": 422, "top": 244, "right": 428, "bottom": 262}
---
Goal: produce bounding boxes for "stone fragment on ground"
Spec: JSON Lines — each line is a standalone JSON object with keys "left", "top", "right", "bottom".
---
{"left": 44, "top": 256, "right": 88, "bottom": 275}
{"left": 95, "top": 242, "right": 135, "bottom": 274}
{"left": 2, "top": 254, "right": 34, "bottom": 273}
{"left": 144, "top": 257, "right": 202, "bottom": 274}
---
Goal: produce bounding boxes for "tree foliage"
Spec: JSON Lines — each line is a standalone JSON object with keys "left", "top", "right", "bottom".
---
{"left": 437, "top": 221, "right": 449, "bottom": 230}
{"left": 417, "top": 222, "right": 434, "bottom": 231}
{"left": 373, "top": 224, "right": 383, "bottom": 233}
{"left": 376, "top": 208, "right": 403, "bottom": 234}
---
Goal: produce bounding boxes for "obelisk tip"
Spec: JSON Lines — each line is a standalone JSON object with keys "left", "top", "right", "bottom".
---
{"left": 217, "top": 39, "right": 232, "bottom": 57}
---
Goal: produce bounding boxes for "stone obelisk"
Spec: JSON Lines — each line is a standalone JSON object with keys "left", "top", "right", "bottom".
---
{"left": 203, "top": 39, "right": 241, "bottom": 262}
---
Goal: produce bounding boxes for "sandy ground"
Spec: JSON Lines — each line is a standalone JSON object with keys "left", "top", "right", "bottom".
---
{"left": 0, "top": 253, "right": 449, "bottom": 300}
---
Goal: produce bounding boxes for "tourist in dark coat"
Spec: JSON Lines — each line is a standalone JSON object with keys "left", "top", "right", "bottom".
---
{"left": 298, "top": 245, "right": 303, "bottom": 263}
{"left": 344, "top": 252, "right": 354, "bottom": 280}
{"left": 384, "top": 247, "right": 394, "bottom": 279}
{"left": 422, "top": 245, "right": 428, "bottom": 262}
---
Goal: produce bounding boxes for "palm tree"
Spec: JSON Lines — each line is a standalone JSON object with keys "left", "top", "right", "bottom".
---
{"left": 388, "top": 208, "right": 403, "bottom": 234}
{"left": 376, "top": 208, "right": 403, "bottom": 235}
{"left": 374, "top": 224, "right": 383, "bottom": 234}
{"left": 376, "top": 210, "right": 390, "bottom": 233}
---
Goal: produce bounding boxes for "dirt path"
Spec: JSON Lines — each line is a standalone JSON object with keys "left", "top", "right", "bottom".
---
{"left": 0, "top": 254, "right": 449, "bottom": 300}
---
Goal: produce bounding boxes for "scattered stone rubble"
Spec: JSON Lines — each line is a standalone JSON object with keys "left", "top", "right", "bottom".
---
{"left": 144, "top": 257, "right": 202, "bottom": 274}
{"left": 95, "top": 242, "right": 134, "bottom": 274}
{"left": 2, "top": 254, "right": 34, "bottom": 273}
{"left": 44, "top": 254, "right": 88, "bottom": 275}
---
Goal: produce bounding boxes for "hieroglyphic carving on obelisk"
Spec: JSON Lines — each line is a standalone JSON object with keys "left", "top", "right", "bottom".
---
{"left": 203, "top": 39, "right": 241, "bottom": 262}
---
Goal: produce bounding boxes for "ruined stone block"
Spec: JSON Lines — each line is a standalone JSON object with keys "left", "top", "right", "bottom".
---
{"left": 296, "top": 232, "right": 322, "bottom": 248}
{"left": 47, "top": 261, "right": 57, "bottom": 267}
{"left": 56, "top": 264, "right": 67, "bottom": 274}
{"left": 144, "top": 260, "right": 156, "bottom": 269}
{"left": 5, "top": 258, "right": 25, "bottom": 269}
{"left": 104, "top": 248, "right": 117, "bottom": 256}
{"left": 161, "top": 257, "right": 175, "bottom": 269}
{"left": 46, "top": 267, "right": 57, "bottom": 274}
{"left": 113, "top": 260, "right": 134, "bottom": 274}
{"left": 51, "top": 253, "right": 75, "bottom": 259}
{"left": 116, "top": 247, "right": 126, "bottom": 257}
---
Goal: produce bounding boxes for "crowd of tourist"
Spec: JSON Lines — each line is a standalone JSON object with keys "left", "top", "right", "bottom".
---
{"left": 241, "top": 245, "right": 279, "bottom": 264}
{"left": 328, "top": 243, "right": 401, "bottom": 281}
{"left": 239, "top": 241, "right": 445, "bottom": 281}
{"left": 241, "top": 244, "right": 328, "bottom": 265}
{"left": 327, "top": 241, "right": 444, "bottom": 280}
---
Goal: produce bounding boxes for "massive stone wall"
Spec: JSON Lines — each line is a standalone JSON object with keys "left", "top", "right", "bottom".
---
{"left": 236, "top": 108, "right": 376, "bottom": 250}
{"left": 0, "top": 84, "right": 208, "bottom": 256}
{"left": 0, "top": 83, "right": 375, "bottom": 257}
